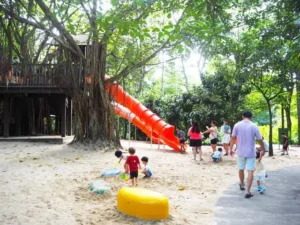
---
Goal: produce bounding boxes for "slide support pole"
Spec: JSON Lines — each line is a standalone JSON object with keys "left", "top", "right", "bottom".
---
{"left": 128, "top": 121, "right": 131, "bottom": 148}
{"left": 151, "top": 129, "right": 153, "bottom": 147}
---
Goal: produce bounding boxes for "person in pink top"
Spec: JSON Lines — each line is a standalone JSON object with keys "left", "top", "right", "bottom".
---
{"left": 189, "top": 121, "right": 203, "bottom": 161}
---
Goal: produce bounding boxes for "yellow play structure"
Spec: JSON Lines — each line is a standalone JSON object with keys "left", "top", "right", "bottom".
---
{"left": 117, "top": 187, "right": 169, "bottom": 220}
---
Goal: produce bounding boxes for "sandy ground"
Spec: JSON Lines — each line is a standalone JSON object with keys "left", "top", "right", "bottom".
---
{"left": 0, "top": 138, "right": 300, "bottom": 225}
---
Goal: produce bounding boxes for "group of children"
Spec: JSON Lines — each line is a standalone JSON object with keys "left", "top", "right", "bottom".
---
{"left": 115, "top": 148, "right": 152, "bottom": 186}
{"left": 114, "top": 147, "right": 266, "bottom": 194}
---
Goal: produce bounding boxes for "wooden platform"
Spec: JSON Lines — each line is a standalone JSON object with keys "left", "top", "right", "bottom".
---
{"left": 0, "top": 85, "right": 70, "bottom": 95}
{"left": 0, "top": 136, "right": 63, "bottom": 144}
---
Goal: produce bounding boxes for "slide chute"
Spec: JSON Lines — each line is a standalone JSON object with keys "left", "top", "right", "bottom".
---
{"left": 106, "top": 78, "right": 180, "bottom": 151}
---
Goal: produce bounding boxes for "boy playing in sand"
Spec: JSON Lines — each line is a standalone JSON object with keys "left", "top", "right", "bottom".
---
{"left": 212, "top": 148, "right": 223, "bottom": 162}
{"left": 115, "top": 149, "right": 129, "bottom": 172}
{"left": 125, "top": 147, "right": 142, "bottom": 186}
{"left": 141, "top": 156, "right": 152, "bottom": 179}
{"left": 255, "top": 151, "right": 266, "bottom": 193}
{"left": 115, "top": 149, "right": 129, "bottom": 163}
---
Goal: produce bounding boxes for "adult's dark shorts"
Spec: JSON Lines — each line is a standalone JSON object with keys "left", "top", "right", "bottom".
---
{"left": 180, "top": 139, "right": 186, "bottom": 144}
{"left": 130, "top": 171, "right": 138, "bottom": 179}
{"left": 210, "top": 138, "right": 218, "bottom": 145}
{"left": 190, "top": 139, "right": 202, "bottom": 147}
{"left": 283, "top": 144, "right": 289, "bottom": 150}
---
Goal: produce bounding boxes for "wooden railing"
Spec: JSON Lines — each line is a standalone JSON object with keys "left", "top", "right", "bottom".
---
{"left": 0, "top": 64, "right": 66, "bottom": 86}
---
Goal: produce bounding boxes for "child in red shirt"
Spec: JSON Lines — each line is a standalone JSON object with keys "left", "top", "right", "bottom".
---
{"left": 125, "top": 147, "right": 141, "bottom": 186}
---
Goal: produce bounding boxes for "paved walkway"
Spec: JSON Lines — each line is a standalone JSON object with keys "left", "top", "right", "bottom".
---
{"left": 215, "top": 166, "right": 300, "bottom": 225}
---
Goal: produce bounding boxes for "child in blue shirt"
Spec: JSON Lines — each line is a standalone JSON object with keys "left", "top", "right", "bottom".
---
{"left": 212, "top": 148, "right": 223, "bottom": 162}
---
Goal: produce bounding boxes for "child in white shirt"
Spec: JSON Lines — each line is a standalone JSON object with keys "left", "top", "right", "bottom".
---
{"left": 115, "top": 149, "right": 129, "bottom": 172}
{"left": 141, "top": 156, "right": 152, "bottom": 178}
{"left": 255, "top": 151, "right": 266, "bottom": 193}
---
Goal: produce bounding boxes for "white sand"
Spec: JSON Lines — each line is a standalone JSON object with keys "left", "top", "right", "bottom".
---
{"left": 1, "top": 138, "right": 299, "bottom": 225}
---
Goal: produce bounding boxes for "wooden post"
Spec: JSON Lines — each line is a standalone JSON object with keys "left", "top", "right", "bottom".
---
{"left": 16, "top": 99, "right": 21, "bottom": 136}
{"left": 60, "top": 95, "right": 66, "bottom": 137}
{"left": 46, "top": 100, "right": 51, "bottom": 134}
{"left": 55, "top": 115, "right": 59, "bottom": 134}
{"left": 28, "top": 98, "right": 36, "bottom": 135}
{"left": 3, "top": 96, "right": 10, "bottom": 137}
{"left": 66, "top": 97, "right": 72, "bottom": 136}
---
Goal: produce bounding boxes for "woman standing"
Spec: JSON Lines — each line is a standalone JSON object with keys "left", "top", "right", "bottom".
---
{"left": 189, "top": 121, "right": 203, "bottom": 161}
{"left": 203, "top": 121, "right": 218, "bottom": 152}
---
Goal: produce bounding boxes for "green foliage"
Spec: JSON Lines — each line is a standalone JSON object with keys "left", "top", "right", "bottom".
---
{"left": 260, "top": 115, "right": 299, "bottom": 144}
{"left": 159, "top": 83, "right": 243, "bottom": 133}
{"left": 1, "top": 0, "right": 299, "bottom": 145}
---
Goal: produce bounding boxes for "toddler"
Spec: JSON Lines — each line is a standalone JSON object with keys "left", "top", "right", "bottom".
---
{"left": 141, "top": 156, "right": 152, "bottom": 178}
{"left": 176, "top": 127, "right": 186, "bottom": 153}
{"left": 255, "top": 151, "right": 266, "bottom": 193}
{"left": 212, "top": 148, "right": 223, "bottom": 162}
{"left": 125, "top": 147, "right": 141, "bottom": 186}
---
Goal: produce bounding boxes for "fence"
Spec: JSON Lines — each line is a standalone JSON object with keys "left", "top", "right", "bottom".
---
{"left": 0, "top": 64, "right": 66, "bottom": 86}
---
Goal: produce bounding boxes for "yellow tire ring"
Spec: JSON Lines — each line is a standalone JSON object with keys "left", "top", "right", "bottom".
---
{"left": 117, "top": 187, "right": 169, "bottom": 220}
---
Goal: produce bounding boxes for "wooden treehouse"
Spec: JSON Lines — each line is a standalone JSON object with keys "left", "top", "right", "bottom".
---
{"left": 0, "top": 63, "right": 73, "bottom": 138}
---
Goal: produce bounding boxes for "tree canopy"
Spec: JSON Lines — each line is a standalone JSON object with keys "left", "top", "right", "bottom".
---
{"left": 0, "top": 0, "right": 299, "bottom": 153}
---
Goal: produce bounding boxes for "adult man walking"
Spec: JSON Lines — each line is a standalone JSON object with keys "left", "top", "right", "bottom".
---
{"left": 230, "top": 111, "right": 265, "bottom": 198}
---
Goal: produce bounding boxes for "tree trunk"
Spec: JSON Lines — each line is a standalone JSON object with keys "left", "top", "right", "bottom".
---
{"left": 296, "top": 71, "right": 300, "bottom": 145}
{"left": 284, "top": 77, "right": 293, "bottom": 142}
{"left": 123, "top": 119, "right": 127, "bottom": 139}
{"left": 267, "top": 99, "right": 273, "bottom": 156}
{"left": 285, "top": 106, "right": 292, "bottom": 142}
{"left": 71, "top": 42, "right": 121, "bottom": 148}
{"left": 281, "top": 105, "right": 285, "bottom": 128}
{"left": 181, "top": 56, "right": 188, "bottom": 92}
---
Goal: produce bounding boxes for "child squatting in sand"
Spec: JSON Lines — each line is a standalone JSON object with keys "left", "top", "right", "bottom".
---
{"left": 212, "top": 147, "right": 223, "bottom": 162}
{"left": 141, "top": 156, "right": 152, "bottom": 178}
{"left": 125, "top": 147, "right": 141, "bottom": 186}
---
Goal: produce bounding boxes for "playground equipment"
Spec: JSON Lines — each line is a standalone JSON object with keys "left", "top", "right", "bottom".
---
{"left": 105, "top": 77, "right": 180, "bottom": 151}
{"left": 117, "top": 187, "right": 169, "bottom": 220}
{"left": 113, "top": 103, "right": 162, "bottom": 144}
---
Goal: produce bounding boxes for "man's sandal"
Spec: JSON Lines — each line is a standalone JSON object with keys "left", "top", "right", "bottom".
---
{"left": 245, "top": 193, "right": 253, "bottom": 198}
{"left": 239, "top": 183, "right": 245, "bottom": 191}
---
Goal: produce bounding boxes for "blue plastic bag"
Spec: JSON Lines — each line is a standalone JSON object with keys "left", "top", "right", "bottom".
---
{"left": 101, "top": 168, "right": 120, "bottom": 177}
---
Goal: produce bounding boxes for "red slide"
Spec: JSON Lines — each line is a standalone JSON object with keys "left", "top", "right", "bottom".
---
{"left": 113, "top": 103, "right": 163, "bottom": 144}
{"left": 106, "top": 78, "right": 180, "bottom": 151}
